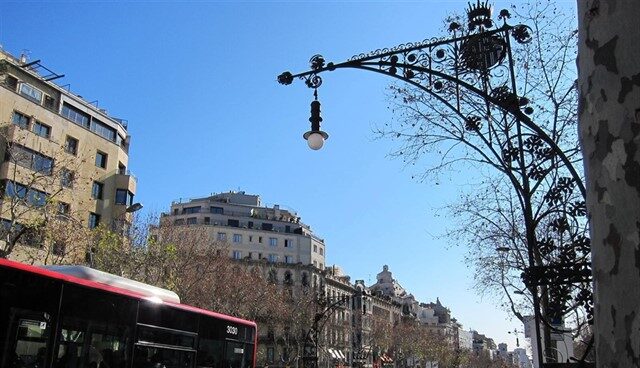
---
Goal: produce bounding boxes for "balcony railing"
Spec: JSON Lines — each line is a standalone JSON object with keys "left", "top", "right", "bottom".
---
{"left": 111, "top": 169, "right": 137, "bottom": 185}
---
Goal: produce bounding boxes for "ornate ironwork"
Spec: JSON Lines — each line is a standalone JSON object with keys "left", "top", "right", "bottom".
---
{"left": 278, "top": 2, "right": 592, "bottom": 365}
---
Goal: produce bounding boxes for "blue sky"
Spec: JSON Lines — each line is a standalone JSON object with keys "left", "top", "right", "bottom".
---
{"left": 0, "top": 0, "right": 577, "bottom": 352}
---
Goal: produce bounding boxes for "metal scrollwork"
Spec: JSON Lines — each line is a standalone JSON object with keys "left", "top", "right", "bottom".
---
{"left": 309, "top": 54, "right": 326, "bottom": 70}
{"left": 512, "top": 24, "right": 533, "bottom": 44}
{"left": 465, "top": 115, "right": 483, "bottom": 131}
{"left": 498, "top": 9, "right": 511, "bottom": 21}
{"left": 305, "top": 75, "right": 323, "bottom": 89}
{"left": 277, "top": 71, "right": 294, "bottom": 85}
{"left": 460, "top": 33, "right": 508, "bottom": 72}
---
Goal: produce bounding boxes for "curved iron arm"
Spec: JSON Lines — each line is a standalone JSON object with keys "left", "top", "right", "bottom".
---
{"left": 277, "top": 48, "right": 585, "bottom": 199}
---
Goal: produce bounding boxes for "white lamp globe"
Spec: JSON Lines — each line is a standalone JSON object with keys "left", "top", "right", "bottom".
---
{"left": 307, "top": 132, "right": 325, "bottom": 150}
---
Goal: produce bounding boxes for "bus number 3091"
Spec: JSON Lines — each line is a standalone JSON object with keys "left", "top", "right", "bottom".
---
{"left": 227, "top": 325, "right": 238, "bottom": 335}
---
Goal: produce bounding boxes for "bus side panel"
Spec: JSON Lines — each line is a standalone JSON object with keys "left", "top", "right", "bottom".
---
{"left": 0, "top": 266, "right": 63, "bottom": 368}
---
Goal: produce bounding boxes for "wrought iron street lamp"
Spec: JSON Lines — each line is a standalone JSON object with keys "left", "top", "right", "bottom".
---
{"left": 304, "top": 89, "right": 328, "bottom": 150}
{"left": 278, "top": 1, "right": 593, "bottom": 366}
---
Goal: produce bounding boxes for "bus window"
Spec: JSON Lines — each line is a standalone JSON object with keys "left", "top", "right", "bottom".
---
{"left": 55, "top": 284, "right": 135, "bottom": 368}
{"left": 223, "top": 343, "right": 245, "bottom": 368}
{"left": 132, "top": 346, "right": 194, "bottom": 368}
{"left": 87, "top": 332, "right": 129, "bottom": 368}
{"left": 55, "top": 317, "right": 131, "bottom": 368}
{"left": 241, "top": 346, "right": 253, "bottom": 368}
{"left": 12, "top": 317, "right": 50, "bottom": 368}
{"left": 196, "top": 339, "right": 223, "bottom": 368}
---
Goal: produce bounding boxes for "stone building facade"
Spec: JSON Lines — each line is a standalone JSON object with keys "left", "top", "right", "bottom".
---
{"left": 0, "top": 49, "right": 136, "bottom": 262}
{"left": 162, "top": 191, "right": 326, "bottom": 269}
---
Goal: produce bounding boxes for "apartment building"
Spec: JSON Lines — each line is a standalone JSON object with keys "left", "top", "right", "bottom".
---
{"left": 0, "top": 50, "right": 136, "bottom": 261}
{"left": 322, "top": 266, "right": 356, "bottom": 368}
{"left": 162, "top": 190, "right": 326, "bottom": 269}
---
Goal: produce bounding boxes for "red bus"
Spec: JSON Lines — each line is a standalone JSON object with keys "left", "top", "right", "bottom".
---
{"left": 0, "top": 259, "right": 257, "bottom": 368}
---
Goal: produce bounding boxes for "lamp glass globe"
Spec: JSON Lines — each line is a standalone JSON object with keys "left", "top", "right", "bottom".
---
{"left": 307, "top": 133, "right": 324, "bottom": 150}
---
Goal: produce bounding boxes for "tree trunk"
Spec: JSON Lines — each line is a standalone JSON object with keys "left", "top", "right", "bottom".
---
{"left": 577, "top": 1, "right": 640, "bottom": 367}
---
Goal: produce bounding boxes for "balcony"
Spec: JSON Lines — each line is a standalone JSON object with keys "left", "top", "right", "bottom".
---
{"left": 112, "top": 169, "right": 137, "bottom": 193}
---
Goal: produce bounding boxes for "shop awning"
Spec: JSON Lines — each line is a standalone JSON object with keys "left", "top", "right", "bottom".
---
{"left": 328, "top": 349, "right": 338, "bottom": 359}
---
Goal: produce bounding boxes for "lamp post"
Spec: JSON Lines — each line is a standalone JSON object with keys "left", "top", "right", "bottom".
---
{"left": 86, "top": 202, "right": 144, "bottom": 267}
{"left": 278, "top": 2, "right": 593, "bottom": 367}
{"left": 303, "top": 293, "right": 348, "bottom": 368}
{"left": 111, "top": 202, "right": 144, "bottom": 235}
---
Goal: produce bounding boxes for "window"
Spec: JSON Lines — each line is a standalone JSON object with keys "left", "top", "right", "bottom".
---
{"left": 285, "top": 255, "right": 294, "bottom": 264}
{"left": 248, "top": 235, "right": 253, "bottom": 242}
{"left": 267, "top": 348, "right": 274, "bottom": 364}
{"left": 61, "top": 169, "right": 74, "bottom": 188}
{"left": 4, "top": 181, "right": 48, "bottom": 207}
{"left": 174, "top": 219, "right": 185, "bottom": 225}
{"left": 204, "top": 217, "right": 210, "bottom": 225}
{"left": 19, "top": 82, "right": 43, "bottom": 103}
{"left": 261, "top": 223, "right": 273, "bottom": 231}
{"left": 90, "top": 117, "right": 116, "bottom": 142}
{"left": 115, "top": 189, "right": 127, "bottom": 205}
{"left": 284, "top": 239, "right": 293, "bottom": 248}
{"left": 52, "top": 242, "right": 66, "bottom": 256}
{"left": 269, "top": 237, "right": 277, "bottom": 247}
{"left": 284, "top": 271, "right": 293, "bottom": 284}
{"left": 258, "top": 236, "right": 263, "bottom": 243}
{"left": 88, "top": 212, "right": 100, "bottom": 229}
{"left": 186, "top": 217, "right": 197, "bottom": 225}
{"left": 217, "top": 232, "right": 226, "bottom": 241}
{"left": 233, "top": 234, "right": 242, "bottom": 243}
{"left": 248, "top": 221, "right": 254, "bottom": 228}
{"left": 32, "top": 121, "right": 51, "bottom": 138}
{"left": 95, "top": 151, "right": 107, "bottom": 168}
{"left": 232, "top": 251, "right": 242, "bottom": 260}
{"left": 313, "top": 244, "right": 318, "bottom": 253}
{"left": 61, "top": 102, "right": 89, "bottom": 128}
{"left": 91, "top": 181, "right": 103, "bottom": 200}
{"left": 43, "top": 95, "right": 55, "bottom": 110}
{"left": 5, "top": 75, "right": 18, "bottom": 90}
{"left": 12, "top": 111, "right": 29, "bottom": 129}
{"left": 320, "top": 247, "right": 324, "bottom": 256}
{"left": 210, "top": 206, "right": 223, "bottom": 214}
{"left": 65, "top": 136, "right": 78, "bottom": 155}
{"left": 227, "top": 219, "right": 239, "bottom": 227}
{"left": 268, "top": 254, "right": 278, "bottom": 263}
{"left": 8, "top": 144, "right": 54, "bottom": 175}
{"left": 57, "top": 202, "right": 70, "bottom": 215}
{"left": 182, "top": 206, "right": 201, "bottom": 214}
{"left": 23, "top": 226, "right": 43, "bottom": 248}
